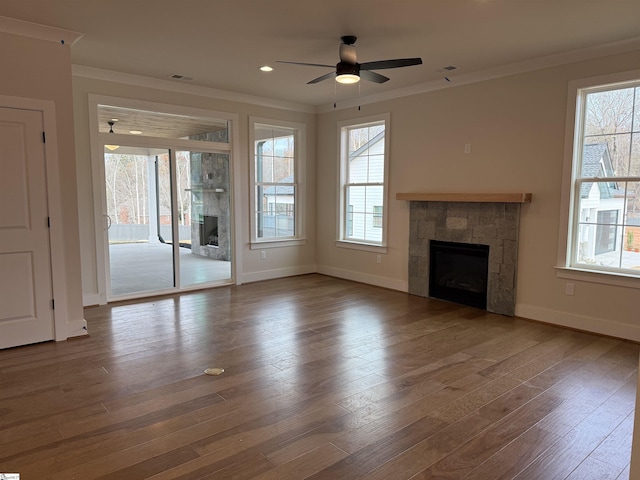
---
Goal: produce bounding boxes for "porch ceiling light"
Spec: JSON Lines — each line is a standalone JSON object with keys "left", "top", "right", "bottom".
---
{"left": 106, "top": 121, "right": 119, "bottom": 150}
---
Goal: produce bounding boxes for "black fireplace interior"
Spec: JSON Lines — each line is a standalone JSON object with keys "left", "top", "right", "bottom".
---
{"left": 200, "top": 215, "right": 219, "bottom": 247}
{"left": 429, "top": 240, "right": 489, "bottom": 310}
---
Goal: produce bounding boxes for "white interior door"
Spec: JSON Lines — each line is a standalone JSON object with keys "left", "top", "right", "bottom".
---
{"left": 0, "top": 107, "right": 54, "bottom": 349}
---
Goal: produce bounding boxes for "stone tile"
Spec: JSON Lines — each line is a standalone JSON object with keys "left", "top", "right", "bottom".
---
{"left": 446, "top": 217, "right": 468, "bottom": 230}
{"left": 418, "top": 220, "right": 436, "bottom": 239}
{"left": 472, "top": 225, "right": 497, "bottom": 239}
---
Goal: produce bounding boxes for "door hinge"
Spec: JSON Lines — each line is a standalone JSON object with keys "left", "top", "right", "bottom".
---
{"left": 51, "top": 299, "right": 55, "bottom": 310}
{"left": 47, "top": 217, "right": 51, "bottom": 228}
{"left": 42, "top": 131, "right": 46, "bottom": 143}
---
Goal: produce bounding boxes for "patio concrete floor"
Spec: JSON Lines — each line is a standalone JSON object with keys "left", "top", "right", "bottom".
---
{"left": 109, "top": 242, "right": 231, "bottom": 297}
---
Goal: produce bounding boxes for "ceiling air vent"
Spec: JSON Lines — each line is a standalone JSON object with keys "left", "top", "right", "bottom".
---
{"left": 168, "top": 74, "right": 194, "bottom": 81}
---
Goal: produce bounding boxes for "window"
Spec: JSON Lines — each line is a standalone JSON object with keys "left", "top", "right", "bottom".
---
{"left": 338, "top": 114, "right": 390, "bottom": 250}
{"left": 560, "top": 73, "right": 640, "bottom": 279}
{"left": 373, "top": 206, "right": 383, "bottom": 227}
{"left": 250, "top": 118, "right": 305, "bottom": 246}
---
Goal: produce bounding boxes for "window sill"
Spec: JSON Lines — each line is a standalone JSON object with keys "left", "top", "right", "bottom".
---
{"left": 555, "top": 266, "right": 640, "bottom": 289}
{"left": 336, "top": 240, "right": 387, "bottom": 254}
{"left": 250, "top": 238, "right": 306, "bottom": 249}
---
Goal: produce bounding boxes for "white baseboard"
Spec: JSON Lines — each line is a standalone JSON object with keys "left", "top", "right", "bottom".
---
{"left": 241, "top": 265, "right": 317, "bottom": 284}
{"left": 83, "top": 292, "right": 103, "bottom": 307}
{"left": 515, "top": 304, "right": 640, "bottom": 342}
{"left": 66, "top": 318, "right": 89, "bottom": 339}
{"left": 316, "top": 265, "right": 408, "bottom": 292}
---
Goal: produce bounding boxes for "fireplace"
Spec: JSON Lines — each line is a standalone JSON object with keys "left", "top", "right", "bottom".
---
{"left": 407, "top": 200, "right": 523, "bottom": 316}
{"left": 429, "top": 240, "right": 489, "bottom": 309}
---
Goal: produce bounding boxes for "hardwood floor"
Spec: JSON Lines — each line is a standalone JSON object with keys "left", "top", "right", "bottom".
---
{"left": 0, "top": 274, "right": 637, "bottom": 479}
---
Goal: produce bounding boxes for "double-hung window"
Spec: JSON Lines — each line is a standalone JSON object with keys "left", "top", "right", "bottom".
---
{"left": 338, "top": 114, "right": 390, "bottom": 251}
{"left": 250, "top": 118, "right": 305, "bottom": 247}
{"left": 560, "top": 72, "right": 640, "bottom": 280}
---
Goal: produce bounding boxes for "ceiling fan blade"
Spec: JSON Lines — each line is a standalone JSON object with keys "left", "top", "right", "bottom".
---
{"left": 360, "top": 70, "right": 389, "bottom": 84}
{"left": 308, "top": 71, "right": 336, "bottom": 84}
{"left": 276, "top": 61, "right": 334, "bottom": 68}
{"left": 360, "top": 58, "right": 423, "bottom": 70}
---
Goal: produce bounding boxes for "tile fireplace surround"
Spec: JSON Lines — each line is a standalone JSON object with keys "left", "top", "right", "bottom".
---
{"left": 401, "top": 193, "right": 532, "bottom": 316}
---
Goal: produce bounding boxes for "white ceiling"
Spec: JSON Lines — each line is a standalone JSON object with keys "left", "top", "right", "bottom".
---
{"left": 2, "top": 0, "right": 640, "bottom": 108}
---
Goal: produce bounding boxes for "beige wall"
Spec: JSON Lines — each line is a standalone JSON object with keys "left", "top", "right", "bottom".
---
{"left": 72, "top": 76, "right": 317, "bottom": 303}
{"left": 316, "top": 50, "right": 640, "bottom": 340}
{"left": 0, "top": 31, "right": 85, "bottom": 337}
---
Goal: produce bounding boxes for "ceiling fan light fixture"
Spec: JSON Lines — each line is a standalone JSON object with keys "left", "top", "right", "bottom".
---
{"left": 336, "top": 73, "right": 360, "bottom": 84}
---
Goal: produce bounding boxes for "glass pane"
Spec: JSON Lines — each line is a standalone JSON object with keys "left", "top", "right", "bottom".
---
{"left": 347, "top": 125, "right": 384, "bottom": 155}
{"left": 348, "top": 159, "right": 367, "bottom": 183}
{"left": 582, "top": 134, "right": 631, "bottom": 177}
{"left": 99, "top": 105, "right": 229, "bottom": 142}
{"left": 179, "top": 151, "right": 231, "bottom": 287}
{"left": 256, "top": 154, "right": 273, "bottom": 183}
{"left": 584, "top": 87, "right": 635, "bottom": 136}
{"left": 625, "top": 181, "right": 640, "bottom": 222}
{"left": 634, "top": 86, "right": 640, "bottom": 136}
{"left": 623, "top": 225, "right": 640, "bottom": 270}
{"left": 273, "top": 157, "right": 294, "bottom": 182}
{"left": 106, "top": 147, "right": 175, "bottom": 296}
{"left": 346, "top": 185, "right": 383, "bottom": 243}
{"left": 259, "top": 185, "right": 295, "bottom": 238}
{"left": 368, "top": 154, "right": 384, "bottom": 183}
{"left": 630, "top": 133, "right": 640, "bottom": 176}
{"left": 274, "top": 136, "right": 294, "bottom": 157}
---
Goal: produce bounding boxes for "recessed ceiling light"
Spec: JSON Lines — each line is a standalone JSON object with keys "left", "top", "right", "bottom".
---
{"left": 260, "top": 66, "right": 274, "bottom": 72}
{"left": 129, "top": 130, "right": 143, "bottom": 135}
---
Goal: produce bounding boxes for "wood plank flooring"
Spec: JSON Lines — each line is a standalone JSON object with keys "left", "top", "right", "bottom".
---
{"left": 0, "top": 274, "right": 637, "bottom": 479}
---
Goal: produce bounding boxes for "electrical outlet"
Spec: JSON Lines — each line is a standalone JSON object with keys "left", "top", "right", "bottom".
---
{"left": 565, "top": 283, "right": 575, "bottom": 296}
{"left": 464, "top": 143, "right": 472, "bottom": 154}
{"left": 260, "top": 250, "right": 266, "bottom": 260}
{"left": 376, "top": 254, "right": 382, "bottom": 264}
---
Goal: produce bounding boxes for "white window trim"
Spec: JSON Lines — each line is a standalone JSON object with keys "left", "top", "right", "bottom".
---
{"left": 336, "top": 113, "right": 390, "bottom": 253}
{"left": 557, "top": 69, "right": 640, "bottom": 289}
{"left": 249, "top": 117, "right": 306, "bottom": 248}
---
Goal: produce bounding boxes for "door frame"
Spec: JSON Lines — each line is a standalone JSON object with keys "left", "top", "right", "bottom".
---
{"left": 0, "top": 95, "right": 72, "bottom": 341}
{"left": 88, "top": 95, "right": 242, "bottom": 304}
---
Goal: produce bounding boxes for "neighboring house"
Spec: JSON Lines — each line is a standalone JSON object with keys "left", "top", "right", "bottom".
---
{"left": 578, "top": 143, "right": 629, "bottom": 261}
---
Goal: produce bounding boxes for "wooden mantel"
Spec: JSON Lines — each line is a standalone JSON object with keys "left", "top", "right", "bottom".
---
{"left": 396, "top": 192, "right": 532, "bottom": 203}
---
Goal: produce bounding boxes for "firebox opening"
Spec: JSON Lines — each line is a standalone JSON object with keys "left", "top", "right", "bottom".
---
{"left": 429, "top": 240, "right": 489, "bottom": 310}
{"left": 200, "top": 215, "right": 219, "bottom": 247}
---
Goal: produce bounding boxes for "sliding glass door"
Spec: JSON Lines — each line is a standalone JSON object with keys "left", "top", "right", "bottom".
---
{"left": 95, "top": 101, "right": 234, "bottom": 302}
{"left": 104, "top": 146, "right": 175, "bottom": 296}
{"left": 178, "top": 151, "right": 232, "bottom": 288}
{"left": 102, "top": 146, "right": 233, "bottom": 300}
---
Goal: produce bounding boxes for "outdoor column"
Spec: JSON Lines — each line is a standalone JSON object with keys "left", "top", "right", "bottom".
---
{"left": 147, "top": 156, "right": 160, "bottom": 243}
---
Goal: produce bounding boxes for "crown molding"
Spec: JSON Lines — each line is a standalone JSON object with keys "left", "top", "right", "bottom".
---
{"left": 0, "top": 16, "right": 83, "bottom": 46}
{"left": 72, "top": 65, "right": 316, "bottom": 114}
{"left": 317, "top": 36, "right": 640, "bottom": 113}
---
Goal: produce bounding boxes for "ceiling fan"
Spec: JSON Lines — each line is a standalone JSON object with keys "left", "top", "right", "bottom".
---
{"left": 277, "top": 36, "right": 422, "bottom": 85}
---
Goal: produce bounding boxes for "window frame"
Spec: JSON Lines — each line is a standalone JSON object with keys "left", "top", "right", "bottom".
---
{"left": 336, "top": 113, "right": 390, "bottom": 253}
{"left": 249, "top": 117, "right": 306, "bottom": 248}
{"left": 557, "top": 69, "right": 640, "bottom": 288}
